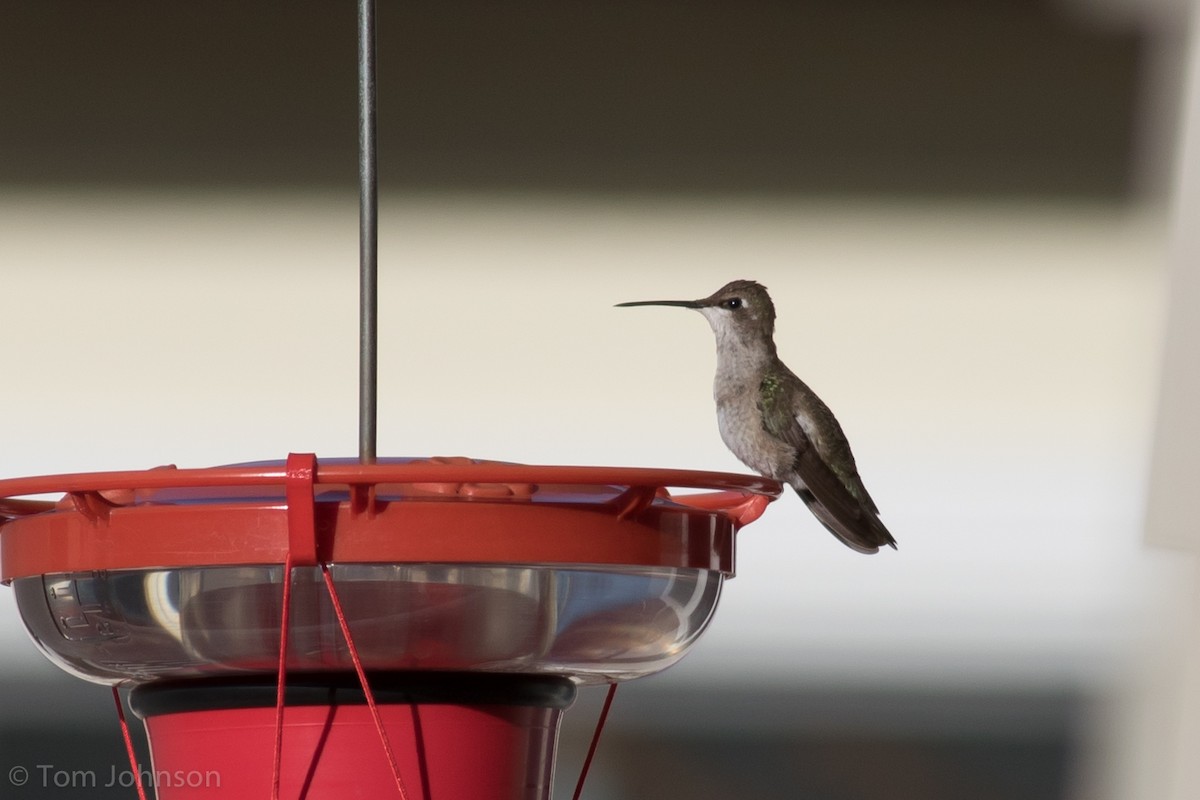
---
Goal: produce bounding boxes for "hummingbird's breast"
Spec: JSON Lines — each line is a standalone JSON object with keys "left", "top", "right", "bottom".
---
{"left": 714, "top": 379, "right": 794, "bottom": 480}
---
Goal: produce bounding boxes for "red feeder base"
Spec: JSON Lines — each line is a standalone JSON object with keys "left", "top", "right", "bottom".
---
{"left": 129, "top": 675, "right": 576, "bottom": 800}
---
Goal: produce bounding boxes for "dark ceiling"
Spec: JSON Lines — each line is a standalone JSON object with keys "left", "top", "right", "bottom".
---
{"left": 1, "top": 1, "right": 1143, "bottom": 198}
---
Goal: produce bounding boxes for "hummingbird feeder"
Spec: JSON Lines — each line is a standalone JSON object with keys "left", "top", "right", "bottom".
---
{"left": 0, "top": 458, "right": 778, "bottom": 798}
{"left": 0, "top": 3, "right": 782, "bottom": 799}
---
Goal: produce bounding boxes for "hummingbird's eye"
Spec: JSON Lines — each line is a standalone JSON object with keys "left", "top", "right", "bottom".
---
{"left": 721, "top": 298, "right": 743, "bottom": 310}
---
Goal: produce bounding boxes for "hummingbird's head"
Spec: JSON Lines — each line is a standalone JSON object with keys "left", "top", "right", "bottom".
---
{"left": 616, "top": 279, "right": 776, "bottom": 346}
{"left": 694, "top": 280, "right": 776, "bottom": 342}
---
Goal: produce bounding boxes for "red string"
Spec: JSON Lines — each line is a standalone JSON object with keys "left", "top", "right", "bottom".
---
{"left": 572, "top": 682, "right": 618, "bottom": 800}
{"left": 111, "top": 686, "right": 149, "bottom": 800}
{"left": 271, "top": 555, "right": 295, "bottom": 800}
{"left": 320, "top": 562, "right": 410, "bottom": 800}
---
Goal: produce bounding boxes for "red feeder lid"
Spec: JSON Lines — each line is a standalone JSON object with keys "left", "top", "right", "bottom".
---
{"left": 0, "top": 456, "right": 781, "bottom": 582}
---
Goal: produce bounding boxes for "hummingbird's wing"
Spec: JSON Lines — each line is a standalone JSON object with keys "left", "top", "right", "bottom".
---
{"left": 758, "top": 372, "right": 896, "bottom": 554}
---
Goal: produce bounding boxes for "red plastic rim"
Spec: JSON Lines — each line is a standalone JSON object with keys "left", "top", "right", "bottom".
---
{"left": 0, "top": 456, "right": 781, "bottom": 581}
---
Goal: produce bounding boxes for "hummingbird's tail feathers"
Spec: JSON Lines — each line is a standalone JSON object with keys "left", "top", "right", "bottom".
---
{"left": 794, "top": 486, "right": 897, "bottom": 554}
{"left": 789, "top": 444, "right": 897, "bottom": 553}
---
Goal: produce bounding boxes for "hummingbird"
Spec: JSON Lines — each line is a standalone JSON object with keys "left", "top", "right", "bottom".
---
{"left": 617, "top": 279, "right": 896, "bottom": 554}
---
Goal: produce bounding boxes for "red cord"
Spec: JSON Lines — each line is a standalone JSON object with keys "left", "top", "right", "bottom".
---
{"left": 271, "top": 555, "right": 295, "bottom": 800}
{"left": 572, "top": 682, "right": 618, "bottom": 800}
{"left": 111, "top": 686, "right": 149, "bottom": 800}
{"left": 321, "top": 563, "right": 410, "bottom": 799}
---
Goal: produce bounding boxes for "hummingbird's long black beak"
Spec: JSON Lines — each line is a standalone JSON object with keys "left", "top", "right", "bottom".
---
{"left": 614, "top": 299, "right": 703, "bottom": 308}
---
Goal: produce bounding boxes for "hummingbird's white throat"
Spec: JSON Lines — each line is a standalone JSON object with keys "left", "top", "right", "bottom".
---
{"left": 697, "top": 304, "right": 773, "bottom": 372}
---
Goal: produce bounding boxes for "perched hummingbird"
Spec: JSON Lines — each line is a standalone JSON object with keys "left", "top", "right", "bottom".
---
{"left": 617, "top": 279, "right": 896, "bottom": 554}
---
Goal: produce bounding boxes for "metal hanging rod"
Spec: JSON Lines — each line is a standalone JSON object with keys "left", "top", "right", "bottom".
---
{"left": 358, "top": 0, "right": 378, "bottom": 464}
